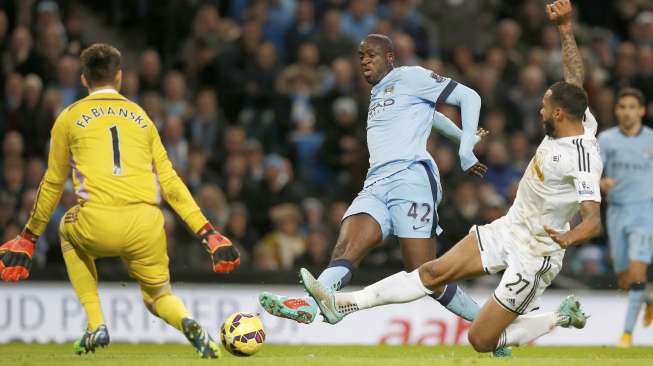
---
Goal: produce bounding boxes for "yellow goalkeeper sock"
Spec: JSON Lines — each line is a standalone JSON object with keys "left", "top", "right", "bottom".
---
{"left": 152, "top": 294, "right": 191, "bottom": 331}
{"left": 61, "top": 240, "right": 105, "bottom": 331}
{"left": 141, "top": 283, "right": 191, "bottom": 331}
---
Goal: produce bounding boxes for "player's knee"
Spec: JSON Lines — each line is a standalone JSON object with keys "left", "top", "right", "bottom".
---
{"left": 140, "top": 282, "right": 171, "bottom": 303}
{"left": 143, "top": 300, "right": 157, "bottom": 316}
{"left": 468, "top": 331, "right": 496, "bottom": 353}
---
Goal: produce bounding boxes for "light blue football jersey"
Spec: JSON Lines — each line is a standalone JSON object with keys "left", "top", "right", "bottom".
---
{"left": 365, "top": 66, "right": 457, "bottom": 185}
{"left": 598, "top": 126, "right": 653, "bottom": 204}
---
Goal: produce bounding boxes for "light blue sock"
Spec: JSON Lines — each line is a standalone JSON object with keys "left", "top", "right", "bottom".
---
{"left": 624, "top": 283, "right": 645, "bottom": 334}
{"left": 431, "top": 283, "right": 480, "bottom": 322}
{"left": 304, "top": 259, "right": 354, "bottom": 307}
{"left": 317, "top": 259, "right": 354, "bottom": 291}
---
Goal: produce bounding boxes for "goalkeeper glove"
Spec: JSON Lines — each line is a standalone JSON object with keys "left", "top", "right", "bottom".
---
{"left": 0, "top": 229, "right": 37, "bottom": 282}
{"left": 198, "top": 224, "right": 240, "bottom": 273}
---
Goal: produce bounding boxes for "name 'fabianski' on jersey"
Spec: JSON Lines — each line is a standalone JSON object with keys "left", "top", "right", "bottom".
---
{"left": 505, "top": 109, "right": 603, "bottom": 256}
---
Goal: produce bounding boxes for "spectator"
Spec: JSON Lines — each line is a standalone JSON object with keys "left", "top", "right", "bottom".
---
{"left": 285, "top": 0, "right": 319, "bottom": 62}
{"left": 55, "top": 55, "right": 83, "bottom": 108}
{"left": 295, "top": 226, "right": 332, "bottom": 268}
{"left": 314, "top": 9, "right": 356, "bottom": 65}
{"left": 387, "top": 0, "right": 429, "bottom": 58}
{"left": 221, "top": 153, "right": 256, "bottom": 204}
{"left": 224, "top": 202, "right": 259, "bottom": 256}
{"left": 3, "top": 27, "right": 44, "bottom": 78}
{"left": 3, "top": 130, "right": 24, "bottom": 160}
{"left": 0, "top": 10, "right": 7, "bottom": 56}
{"left": 141, "top": 91, "right": 166, "bottom": 131}
{"left": 302, "top": 197, "right": 325, "bottom": 232}
{"left": 120, "top": 70, "right": 140, "bottom": 103}
{"left": 188, "top": 88, "right": 223, "bottom": 154}
{"left": 320, "top": 96, "right": 365, "bottom": 194}
{"left": 257, "top": 203, "right": 306, "bottom": 271}
{"left": 139, "top": 49, "right": 163, "bottom": 92}
{"left": 212, "top": 18, "right": 263, "bottom": 121}
{"left": 196, "top": 183, "right": 230, "bottom": 230}
{"left": 24, "top": 157, "right": 45, "bottom": 190}
{"left": 341, "top": 0, "right": 377, "bottom": 43}
{"left": 162, "top": 116, "right": 189, "bottom": 172}
{"left": 505, "top": 65, "right": 547, "bottom": 139}
{"left": 393, "top": 32, "right": 420, "bottom": 66}
{"left": 2, "top": 73, "right": 24, "bottom": 132}
{"left": 484, "top": 140, "right": 522, "bottom": 199}
{"left": 439, "top": 180, "right": 482, "bottom": 253}
{"left": 163, "top": 71, "right": 191, "bottom": 119}
{"left": 185, "top": 146, "right": 218, "bottom": 194}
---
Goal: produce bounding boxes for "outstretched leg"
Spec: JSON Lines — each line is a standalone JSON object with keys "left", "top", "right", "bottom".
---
{"left": 260, "top": 213, "right": 381, "bottom": 323}
{"left": 470, "top": 295, "right": 587, "bottom": 352}
{"left": 301, "top": 232, "right": 485, "bottom": 323}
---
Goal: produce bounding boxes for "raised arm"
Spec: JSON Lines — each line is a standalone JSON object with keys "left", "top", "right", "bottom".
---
{"left": 546, "top": 0, "right": 584, "bottom": 87}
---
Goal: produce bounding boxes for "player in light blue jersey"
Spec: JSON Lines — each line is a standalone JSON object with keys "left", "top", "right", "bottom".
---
{"left": 259, "top": 33, "right": 503, "bottom": 352}
{"left": 598, "top": 87, "right": 653, "bottom": 348}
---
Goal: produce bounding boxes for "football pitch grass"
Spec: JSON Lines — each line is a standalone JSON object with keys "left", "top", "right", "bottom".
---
{"left": 2, "top": 344, "right": 653, "bottom": 366}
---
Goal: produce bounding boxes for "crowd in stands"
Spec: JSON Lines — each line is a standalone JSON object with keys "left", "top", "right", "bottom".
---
{"left": 1, "top": 0, "right": 652, "bottom": 282}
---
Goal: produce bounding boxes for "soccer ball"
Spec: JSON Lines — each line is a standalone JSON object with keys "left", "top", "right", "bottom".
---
{"left": 220, "top": 312, "right": 265, "bottom": 356}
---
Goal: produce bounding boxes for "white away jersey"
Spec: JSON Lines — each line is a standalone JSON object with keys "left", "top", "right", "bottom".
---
{"left": 505, "top": 109, "right": 603, "bottom": 255}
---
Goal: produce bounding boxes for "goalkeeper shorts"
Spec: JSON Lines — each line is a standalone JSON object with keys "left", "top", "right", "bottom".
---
{"left": 60, "top": 202, "right": 170, "bottom": 286}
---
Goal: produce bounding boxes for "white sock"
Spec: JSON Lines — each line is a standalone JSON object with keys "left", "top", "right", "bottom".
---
{"left": 335, "top": 270, "right": 432, "bottom": 313}
{"left": 497, "top": 312, "right": 568, "bottom": 348}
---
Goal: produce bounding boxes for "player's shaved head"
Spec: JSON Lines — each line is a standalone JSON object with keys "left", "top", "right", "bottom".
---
{"left": 80, "top": 43, "right": 121, "bottom": 88}
{"left": 362, "top": 34, "right": 394, "bottom": 54}
{"left": 359, "top": 34, "right": 395, "bottom": 85}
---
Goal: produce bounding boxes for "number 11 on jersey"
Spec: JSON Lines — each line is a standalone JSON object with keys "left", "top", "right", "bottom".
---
{"left": 109, "top": 125, "right": 122, "bottom": 176}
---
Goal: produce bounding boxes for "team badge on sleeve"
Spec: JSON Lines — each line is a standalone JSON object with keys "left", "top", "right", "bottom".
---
{"left": 430, "top": 72, "right": 446, "bottom": 83}
{"left": 577, "top": 180, "right": 596, "bottom": 196}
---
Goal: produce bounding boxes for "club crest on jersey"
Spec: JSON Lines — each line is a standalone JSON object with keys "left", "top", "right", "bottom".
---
{"left": 383, "top": 85, "right": 395, "bottom": 96}
{"left": 430, "top": 72, "right": 446, "bottom": 83}
{"left": 642, "top": 147, "right": 652, "bottom": 160}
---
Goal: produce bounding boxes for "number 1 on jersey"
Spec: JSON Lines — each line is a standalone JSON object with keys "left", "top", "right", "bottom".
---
{"left": 109, "top": 125, "right": 122, "bottom": 175}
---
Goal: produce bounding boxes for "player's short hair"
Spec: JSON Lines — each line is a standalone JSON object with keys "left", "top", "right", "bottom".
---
{"left": 549, "top": 81, "right": 587, "bottom": 121}
{"left": 80, "top": 43, "right": 121, "bottom": 87}
{"left": 363, "top": 34, "right": 394, "bottom": 54}
{"left": 617, "top": 87, "right": 646, "bottom": 106}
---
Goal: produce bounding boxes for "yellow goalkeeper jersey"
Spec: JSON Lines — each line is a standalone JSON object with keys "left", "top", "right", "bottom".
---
{"left": 26, "top": 89, "right": 208, "bottom": 236}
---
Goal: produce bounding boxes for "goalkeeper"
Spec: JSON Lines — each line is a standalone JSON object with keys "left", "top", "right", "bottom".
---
{"left": 0, "top": 43, "right": 239, "bottom": 358}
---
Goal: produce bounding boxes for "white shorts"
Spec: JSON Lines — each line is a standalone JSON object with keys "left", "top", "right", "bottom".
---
{"left": 471, "top": 216, "right": 564, "bottom": 315}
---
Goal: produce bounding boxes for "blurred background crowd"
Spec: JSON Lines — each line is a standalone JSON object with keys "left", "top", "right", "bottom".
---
{"left": 1, "top": 0, "right": 652, "bottom": 287}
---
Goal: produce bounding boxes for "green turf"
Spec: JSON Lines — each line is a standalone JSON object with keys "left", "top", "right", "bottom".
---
{"left": 1, "top": 344, "right": 652, "bottom": 366}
